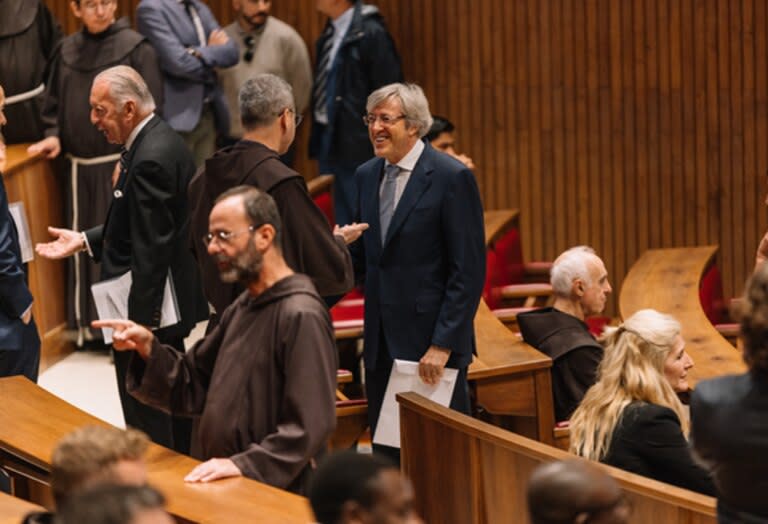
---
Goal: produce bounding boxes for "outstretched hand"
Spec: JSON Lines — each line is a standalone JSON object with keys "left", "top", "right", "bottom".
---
{"left": 334, "top": 222, "right": 369, "bottom": 245}
{"left": 91, "top": 319, "right": 154, "bottom": 359}
{"left": 35, "top": 227, "right": 84, "bottom": 259}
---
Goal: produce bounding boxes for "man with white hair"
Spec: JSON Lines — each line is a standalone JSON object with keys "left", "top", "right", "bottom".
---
{"left": 517, "top": 246, "right": 612, "bottom": 422}
{"left": 349, "top": 82, "right": 485, "bottom": 460}
{"left": 36, "top": 65, "right": 206, "bottom": 453}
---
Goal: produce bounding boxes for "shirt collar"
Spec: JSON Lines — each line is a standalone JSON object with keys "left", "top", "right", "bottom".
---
{"left": 386, "top": 139, "right": 425, "bottom": 172}
{"left": 331, "top": 6, "right": 354, "bottom": 38}
{"left": 125, "top": 113, "right": 155, "bottom": 152}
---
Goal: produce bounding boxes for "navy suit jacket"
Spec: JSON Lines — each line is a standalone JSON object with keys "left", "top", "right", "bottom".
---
{"left": 350, "top": 144, "right": 485, "bottom": 370}
{"left": 0, "top": 174, "right": 39, "bottom": 353}
{"left": 136, "top": 0, "right": 238, "bottom": 133}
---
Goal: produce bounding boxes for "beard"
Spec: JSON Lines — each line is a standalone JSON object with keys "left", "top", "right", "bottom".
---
{"left": 215, "top": 241, "right": 263, "bottom": 284}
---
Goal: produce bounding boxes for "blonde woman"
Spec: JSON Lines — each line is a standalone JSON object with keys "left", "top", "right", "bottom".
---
{"left": 569, "top": 309, "right": 715, "bottom": 495}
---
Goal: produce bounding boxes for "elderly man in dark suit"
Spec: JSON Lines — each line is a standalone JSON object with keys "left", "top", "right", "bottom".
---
{"left": 36, "top": 65, "right": 206, "bottom": 454}
{"left": 0, "top": 85, "right": 40, "bottom": 382}
{"left": 349, "top": 83, "right": 486, "bottom": 459}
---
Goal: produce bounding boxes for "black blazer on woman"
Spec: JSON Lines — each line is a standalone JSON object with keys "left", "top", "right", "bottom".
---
{"left": 602, "top": 401, "right": 716, "bottom": 495}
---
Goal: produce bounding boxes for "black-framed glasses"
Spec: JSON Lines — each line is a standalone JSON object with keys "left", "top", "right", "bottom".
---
{"left": 202, "top": 225, "right": 257, "bottom": 247}
{"left": 243, "top": 35, "right": 255, "bottom": 63}
{"left": 363, "top": 113, "right": 406, "bottom": 127}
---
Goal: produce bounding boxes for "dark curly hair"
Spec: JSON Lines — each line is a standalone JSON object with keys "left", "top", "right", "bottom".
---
{"left": 735, "top": 261, "right": 768, "bottom": 373}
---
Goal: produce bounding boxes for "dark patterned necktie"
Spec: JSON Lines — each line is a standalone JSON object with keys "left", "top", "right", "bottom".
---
{"left": 312, "top": 24, "right": 335, "bottom": 121}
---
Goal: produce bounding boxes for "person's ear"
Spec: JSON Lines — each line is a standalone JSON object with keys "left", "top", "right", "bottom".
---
{"left": 123, "top": 99, "right": 137, "bottom": 121}
{"left": 574, "top": 512, "right": 590, "bottom": 524}
{"left": 70, "top": 1, "right": 83, "bottom": 19}
{"left": 339, "top": 500, "right": 367, "bottom": 524}
{"left": 573, "top": 278, "right": 585, "bottom": 297}
{"left": 254, "top": 224, "right": 276, "bottom": 250}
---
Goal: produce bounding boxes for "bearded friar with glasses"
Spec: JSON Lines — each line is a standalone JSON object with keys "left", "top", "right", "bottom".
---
{"left": 94, "top": 185, "right": 339, "bottom": 495}
{"left": 188, "top": 74, "right": 365, "bottom": 319}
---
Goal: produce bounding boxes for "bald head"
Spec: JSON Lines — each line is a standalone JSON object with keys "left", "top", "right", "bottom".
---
{"left": 527, "top": 460, "right": 629, "bottom": 524}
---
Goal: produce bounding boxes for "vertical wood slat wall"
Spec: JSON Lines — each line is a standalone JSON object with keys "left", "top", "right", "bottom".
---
{"left": 44, "top": 0, "right": 767, "bottom": 315}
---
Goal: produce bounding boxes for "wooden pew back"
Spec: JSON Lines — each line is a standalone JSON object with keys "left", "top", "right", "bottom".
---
{"left": 0, "top": 492, "right": 44, "bottom": 524}
{"left": 398, "top": 392, "right": 716, "bottom": 524}
{"left": 0, "top": 377, "right": 313, "bottom": 523}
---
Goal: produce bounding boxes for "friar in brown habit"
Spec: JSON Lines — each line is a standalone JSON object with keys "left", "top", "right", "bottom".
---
{"left": 188, "top": 73, "right": 364, "bottom": 316}
{"left": 94, "top": 185, "right": 341, "bottom": 494}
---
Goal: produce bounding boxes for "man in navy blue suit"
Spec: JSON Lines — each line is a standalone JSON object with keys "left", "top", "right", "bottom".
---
{"left": 0, "top": 85, "right": 41, "bottom": 381}
{"left": 349, "top": 83, "right": 485, "bottom": 458}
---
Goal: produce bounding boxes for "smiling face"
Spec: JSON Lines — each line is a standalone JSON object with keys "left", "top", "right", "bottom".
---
{"left": 89, "top": 78, "right": 133, "bottom": 144}
{"left": 367, "top": 97, "right": 420, "bottom": 165}
{"left": 663, "top": 334, "right": 694, "bottom": 393}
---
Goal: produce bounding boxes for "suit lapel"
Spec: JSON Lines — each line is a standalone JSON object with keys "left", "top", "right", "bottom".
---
{"left": 103, "top": 116, "right": 160, "bottom": 229}
{"left": 168, "top": 0, "right": 198, "bottom": 45}
{"left": 383, "top": 152, "right": 433, "bottom": 248}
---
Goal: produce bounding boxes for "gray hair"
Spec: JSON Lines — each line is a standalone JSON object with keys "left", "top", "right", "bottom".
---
{"left": 239, "top": 74, "right": 294, "bottom": 131}
{"left": 550, "top": 246, "right": 599, "bottom": 297}
{"left": 93, "top": 65, "right": 155, "bottom": 114}
{"left": 366, "top": 83, "right": 433, "bottom": 138}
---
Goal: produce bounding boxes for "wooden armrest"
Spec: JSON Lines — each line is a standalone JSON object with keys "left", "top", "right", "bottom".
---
{"left": 499, "top": 283, "right": 553, "bottom": 299}
{"left": 306, "top": 174, "right": 334, "bottom": 197}
{"left": 492, "top": 307, "right": 539, "bottom": 326}
{"left": 715, "top": 323, "right": 740, "bottom": 339}
{"left": 337, "top": 369, "right": 353, "bottom": 384}
{"left": 523, "top": 261, "right": 553, "bottom": 276}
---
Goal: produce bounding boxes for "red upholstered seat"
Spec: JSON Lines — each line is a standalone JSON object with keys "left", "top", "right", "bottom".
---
{"left": 313, "top": 191, "right": 334, "bottom": 228}
{"left": 699, "top": 264, "right": 727, "bottom": 325}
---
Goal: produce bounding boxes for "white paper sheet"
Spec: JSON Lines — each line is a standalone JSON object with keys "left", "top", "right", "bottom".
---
{"left": 372, "top": 359, "right": 458, "bottom": 448}
{"left": 91, "top": 270, "right": 180, "bottom": 344}
{"left": 8, "top": 202, "right": 33, "bottom": 263}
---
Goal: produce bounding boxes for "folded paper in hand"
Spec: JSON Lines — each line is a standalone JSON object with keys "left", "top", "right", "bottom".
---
{"left": 373, "top": 359, "right": 458, "bottom": 448}
{"left": 91, "top": 271, "right": 180, "bottom": 344}
{"left": 9, "top": 202, "right": 33, "bottom": 263}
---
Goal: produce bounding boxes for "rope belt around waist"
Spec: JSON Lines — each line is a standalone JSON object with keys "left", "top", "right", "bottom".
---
{"left": 4, "top": 83, "right": 45, "bottom": 106}
{"left": 66, "top": 151, "right": 121, "bottom": 345}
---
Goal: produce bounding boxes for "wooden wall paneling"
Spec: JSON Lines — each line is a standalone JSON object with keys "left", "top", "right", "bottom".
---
{"left": 38, "top": 0, "right": 768, "bottom": 314}
{"left": 743, "top": 0, "right": 757, "bottom": 275}
{"left": 756, "top": 0, "right": 768, "bottom": 275}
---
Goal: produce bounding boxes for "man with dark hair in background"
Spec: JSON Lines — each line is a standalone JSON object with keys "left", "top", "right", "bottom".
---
{"left": 424, "top": 115, "right": 475, "bottom": 169}
{"left": 310, "top": 0, "right": 403, "bottom": 226}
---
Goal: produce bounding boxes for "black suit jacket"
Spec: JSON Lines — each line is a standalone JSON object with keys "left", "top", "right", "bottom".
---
{"left": 603, "top": 401, "right": 715, "bottom": 496}
{"left": 691, "top": 373, "right": 768, "bottom": 520}
{"left": 85, "top": 115, "right": 206, "bottom": 339}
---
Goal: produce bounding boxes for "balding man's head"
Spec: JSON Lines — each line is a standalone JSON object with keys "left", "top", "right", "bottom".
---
{"left": 527, "top": 460, "right": 629, "bottom": 524}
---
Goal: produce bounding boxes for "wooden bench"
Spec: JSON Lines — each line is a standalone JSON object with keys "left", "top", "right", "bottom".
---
{"left": 0, "top": 376, "right": 313, "bottom": 523}
{"left": 4, "top": 145, "right": 68, "bottom": 368}
{"left": 0, "top": 492, "right": 44, "bottom": 524}
{"left": 398, "top": 392, "right": 717, "bottom": 524}
{"left": 469, "top": 210, "right": 555, "bottom": 443}
{"left": 619, "top": 246, "right": 746, "bottom": 386}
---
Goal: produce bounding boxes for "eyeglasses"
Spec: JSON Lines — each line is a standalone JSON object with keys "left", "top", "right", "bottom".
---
{"left": 363, "top": 113, "right": 406, "bottom": 127}
{"left": 278, "top": 108, "right": 303, "bottom": 127}
{"left": 202, "top": 225, "right": 257, "bottom": 247}
{"left": 243, "top": 35, "right": 255, "bottom": 63}
{"left": 80, "top": 0, "right": 115, "bottom": 11}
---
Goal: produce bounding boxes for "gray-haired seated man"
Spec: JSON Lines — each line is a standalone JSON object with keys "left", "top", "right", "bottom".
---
{"left": 517, "top": 246, "right": 612, "bottom": 422}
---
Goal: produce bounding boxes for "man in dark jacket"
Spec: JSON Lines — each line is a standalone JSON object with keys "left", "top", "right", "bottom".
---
{"left": 517, "top": 246, "right": 611, "bottom": 422}
{"left": 189, "top": 74, "right": 364, "bottom": 316}
{"left": 310, "top": 0, "right": 403, "bottom": 226}
{"left": 36, "top": 66, "right": 207, "bottom": 454}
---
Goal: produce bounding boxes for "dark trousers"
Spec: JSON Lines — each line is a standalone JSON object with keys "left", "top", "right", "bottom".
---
{"left": 365, "top": 336, "right": 470, "bottom": 464}
{"left": 113, "top": 335, "right": 192, "bottom": 454}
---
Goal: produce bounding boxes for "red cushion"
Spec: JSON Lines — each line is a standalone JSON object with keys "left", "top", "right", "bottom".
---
{"left": 313, "top": 192, "right": 334, "bottom": 228}
{"left": 493, "top": 227, "right": 525, "bottom": 286}
{"left": 699, "top": 265, "right": 726, "bottom": 325}
{"left": 586, "top": 316, "right": 610, "bottom": 337}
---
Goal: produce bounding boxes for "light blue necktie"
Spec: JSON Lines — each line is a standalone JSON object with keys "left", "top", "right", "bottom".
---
{"left": 379, "top": 164, "right": 399, "bottom": 243}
